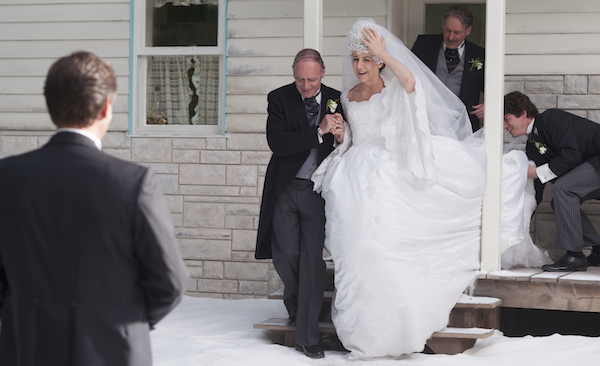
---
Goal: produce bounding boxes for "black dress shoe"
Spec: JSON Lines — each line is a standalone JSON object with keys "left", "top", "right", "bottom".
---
{"left": 295, "top": 344, "right": 325, "bottom": 359}
{"left": 587, "top": 251, "right": 600, "bottom": 266}
{"left": 541, "top": 253, "right": 587, "bottom": 272}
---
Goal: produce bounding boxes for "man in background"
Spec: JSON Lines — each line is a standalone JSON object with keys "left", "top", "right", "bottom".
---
{"left": 412, "top": 4, "right": 485, "bottom": 131}
{"left": 0, "top": 51, "right": 188, "bottom": 366}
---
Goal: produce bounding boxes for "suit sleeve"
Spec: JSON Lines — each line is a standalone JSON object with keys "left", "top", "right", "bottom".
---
{"left": 266, "top": 90, "right": 321, "bottom": 157}
{"left": 411, "top": 35, "right": 424, "bottom": 58}
{"left": 133, "top": 169, "right": 188, "bottom": 328}
{"left": 0, "top": 253, "right": 5, "bottom": 316}
{"left": 545, "top": 112, "right": 583, "bottom": 177}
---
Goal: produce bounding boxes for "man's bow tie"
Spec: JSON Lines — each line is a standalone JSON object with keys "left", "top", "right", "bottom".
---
{"left": 445, "top": 48, "right": 459, "bottom": 73}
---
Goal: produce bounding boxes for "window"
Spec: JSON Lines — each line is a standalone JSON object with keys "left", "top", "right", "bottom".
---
{"left": 132, "top": 0, "right": 225, "bottom": 135}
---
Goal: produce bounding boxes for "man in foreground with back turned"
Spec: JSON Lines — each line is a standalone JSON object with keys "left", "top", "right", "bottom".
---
{"left": 0, "top": 51, "right": 188, "bottom": 366}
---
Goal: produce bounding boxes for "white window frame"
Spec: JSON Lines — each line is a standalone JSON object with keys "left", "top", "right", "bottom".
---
{"left": 131, "top": 0, "right": 226, "bottom": 136}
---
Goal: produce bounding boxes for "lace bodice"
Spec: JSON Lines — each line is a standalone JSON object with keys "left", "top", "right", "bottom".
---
{"left": 342, "top": 87, "right": 388, "bottom": 147}
{"left": 312, "top": 73, "right": 437, "bottom": 192}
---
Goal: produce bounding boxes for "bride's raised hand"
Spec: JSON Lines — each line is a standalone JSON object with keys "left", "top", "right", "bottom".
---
{"left": 361, "top": 27, "right": 415, "bottom": 94}
{"left": 361, "top": 28, "right": 386, "bottom": 60}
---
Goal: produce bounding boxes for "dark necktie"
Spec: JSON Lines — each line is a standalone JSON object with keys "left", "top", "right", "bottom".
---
{"left": 445, "top": 48, "right": 459, "bottom": 73}
{"left": 528, "top": 128, "right": 541, "bottom": 143}
{"left": 304, "top": 91, "right": 320, "bottom": 126}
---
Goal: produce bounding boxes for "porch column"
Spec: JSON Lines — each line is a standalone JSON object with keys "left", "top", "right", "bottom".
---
{"left": 481, "top": 0, "right": 506, "bottom": 272}
{"left": 303, "top": 0, "right": 323, "bottom": 51}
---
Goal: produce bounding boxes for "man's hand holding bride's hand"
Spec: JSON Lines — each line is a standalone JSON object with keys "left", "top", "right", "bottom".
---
{"left": 360, "top": 28, "right": 386, "bottom": 60}
{"left": 320, "top": 113, "right": 345, "bottom": 143}
{"left": 332, "top": 114, "right": 345, "bottom": 144}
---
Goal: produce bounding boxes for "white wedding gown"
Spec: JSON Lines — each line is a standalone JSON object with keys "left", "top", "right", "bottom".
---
{"left": 501, "top": 147, "right": 552, "bottom": 269}
{"left": 314, "top": 76, "right": 487, "bottom": 358}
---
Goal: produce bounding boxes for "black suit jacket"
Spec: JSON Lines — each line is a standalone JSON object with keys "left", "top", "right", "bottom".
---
{"left": 527, "top": 109, "right": 600, "bottom": 177}
{"left": 255, "top": 83, "right": 341, "bottom": 259}
{"left": 0, "top": 132, "right": 188, "bottom": 366}
{"left": 411, "top": 34, "right": 485, "bottom": 131}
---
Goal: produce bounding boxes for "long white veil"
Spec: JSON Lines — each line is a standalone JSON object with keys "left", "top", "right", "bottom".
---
{"left": 314, "top": 18, "right": 478, "bottom": 192}
{"left": 342, "top": 18, "right": 473, "bottom": 141}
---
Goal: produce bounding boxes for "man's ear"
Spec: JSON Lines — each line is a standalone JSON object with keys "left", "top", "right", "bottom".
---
{"left": 465, "top": 26, "right": 472, "bottom": 37}
{"left": 97, "top": 97, "right": 112, "bottom": 121}
{"left": 520, "top": 111, "right": 528, "bottom": 119}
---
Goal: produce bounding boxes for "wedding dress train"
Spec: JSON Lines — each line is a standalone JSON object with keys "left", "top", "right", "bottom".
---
{"left": 501, "top": 148, "right": 552, "bottom": 269}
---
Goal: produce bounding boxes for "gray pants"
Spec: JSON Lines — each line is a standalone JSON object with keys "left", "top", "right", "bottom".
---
{"left": 552, "top": 162, "right": 600, "bottom": 251}
{"left": 271, "top": 178, "right": 326, "bottom": 346}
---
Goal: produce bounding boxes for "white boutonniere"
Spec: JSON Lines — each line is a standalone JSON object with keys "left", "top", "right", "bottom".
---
{"left": 326, "top": 98, "right": 339, "bottom": 113}
{"left": 535, "top": 142, "right": 547, "bottom": 155}
{"left": 468, "top": 58, "right": 483, "bottom": 72}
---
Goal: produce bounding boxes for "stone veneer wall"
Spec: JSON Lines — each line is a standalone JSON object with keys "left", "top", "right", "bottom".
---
{"left": 0, "top": 130, "right": 278, "bottom": 299}
{"left": 504, "top": 75, "right": 600, "bottom": 259}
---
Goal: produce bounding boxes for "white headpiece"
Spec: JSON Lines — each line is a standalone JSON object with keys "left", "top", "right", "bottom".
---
{"left": 346, "top": 18, "right": 383, "bottom": 64}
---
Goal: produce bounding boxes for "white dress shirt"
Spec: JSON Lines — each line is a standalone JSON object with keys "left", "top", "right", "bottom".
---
{"left": 443, "top": 41, "right": 466, "bottom": 59}
{"left": 56, "top": 128, "right": 102, "bottom": 150}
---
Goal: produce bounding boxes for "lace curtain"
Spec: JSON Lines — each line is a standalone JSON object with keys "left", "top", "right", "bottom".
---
{"left": 154, "top": 0, "right": 218, "bottom": 7}
{"left": 147, "top": 55, "right": 219, "bottom": 125}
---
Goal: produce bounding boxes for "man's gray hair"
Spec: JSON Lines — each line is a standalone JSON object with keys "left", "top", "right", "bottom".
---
{"left": 292, "top": 49, "right": 325, "bottom": 71}
{"left": 443, "top": 4, "right": 474, "bottom": 28}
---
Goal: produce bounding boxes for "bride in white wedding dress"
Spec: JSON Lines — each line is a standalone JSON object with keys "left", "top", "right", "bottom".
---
{"left": 312, "top": 18, "right": 552, "bottom": 359}
{"left": 311, "top": 18, "right": 487, "bottom": 359}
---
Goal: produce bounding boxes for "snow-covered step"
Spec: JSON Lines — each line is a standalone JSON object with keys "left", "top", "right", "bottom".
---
{"left": 254, "top": 318, "right": 494, "bottom": 339}
{"left": 268, "top": 291, "right": 502, "bottom": 309}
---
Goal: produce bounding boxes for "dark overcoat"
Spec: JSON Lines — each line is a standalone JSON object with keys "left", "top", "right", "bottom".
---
{"left": 255, "top": 83, "right": 341, "bottom": 259}
{"left": 526, "top": 109, "right": 600, "bottom": 206}
{"left": 0, "top": 132, "right": 188, "bottom": 366}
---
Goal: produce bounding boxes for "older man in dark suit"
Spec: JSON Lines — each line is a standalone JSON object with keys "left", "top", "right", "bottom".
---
{"left": 412, "top": 4, "right": 485, "bottom": 131}
{"left": 255, "top": 49, "right": 343, "bottom": 359}
{"left": 0, "top": 51, "right": 188, "bottom": 366}
{"left": 504, "top": 91, "right": 600, "bottom": 272}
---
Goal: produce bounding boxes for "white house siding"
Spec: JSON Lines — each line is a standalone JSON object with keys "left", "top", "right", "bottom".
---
{"left": 0, "top": 0, "right": 130, "bottom": 132}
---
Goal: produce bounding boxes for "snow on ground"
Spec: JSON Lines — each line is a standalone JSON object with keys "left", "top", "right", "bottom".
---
{"left": 151, "top": 296, "right": 600, "bottom": 365}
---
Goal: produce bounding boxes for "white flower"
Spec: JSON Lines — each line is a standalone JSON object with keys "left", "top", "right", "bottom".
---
{"left": 468, "top": 58, "right": 483, "bottom": 72}
{"left": 535, "top": 142, "right": 547, "bottom": 155}
{"left": 326, "top": 99, "right": 339, "bottom": 113}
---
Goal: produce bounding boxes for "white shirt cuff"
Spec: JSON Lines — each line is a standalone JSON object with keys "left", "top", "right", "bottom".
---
{"left": 536, "top": 163, "right": 558, "bottom": 184}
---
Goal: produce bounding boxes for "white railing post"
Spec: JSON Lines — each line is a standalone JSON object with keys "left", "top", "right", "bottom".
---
{"left": 303, "top": 0, "right": 323, "bottom": 51}
{"left": 481, "top": 0, "right": 506, "bottom": 272}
